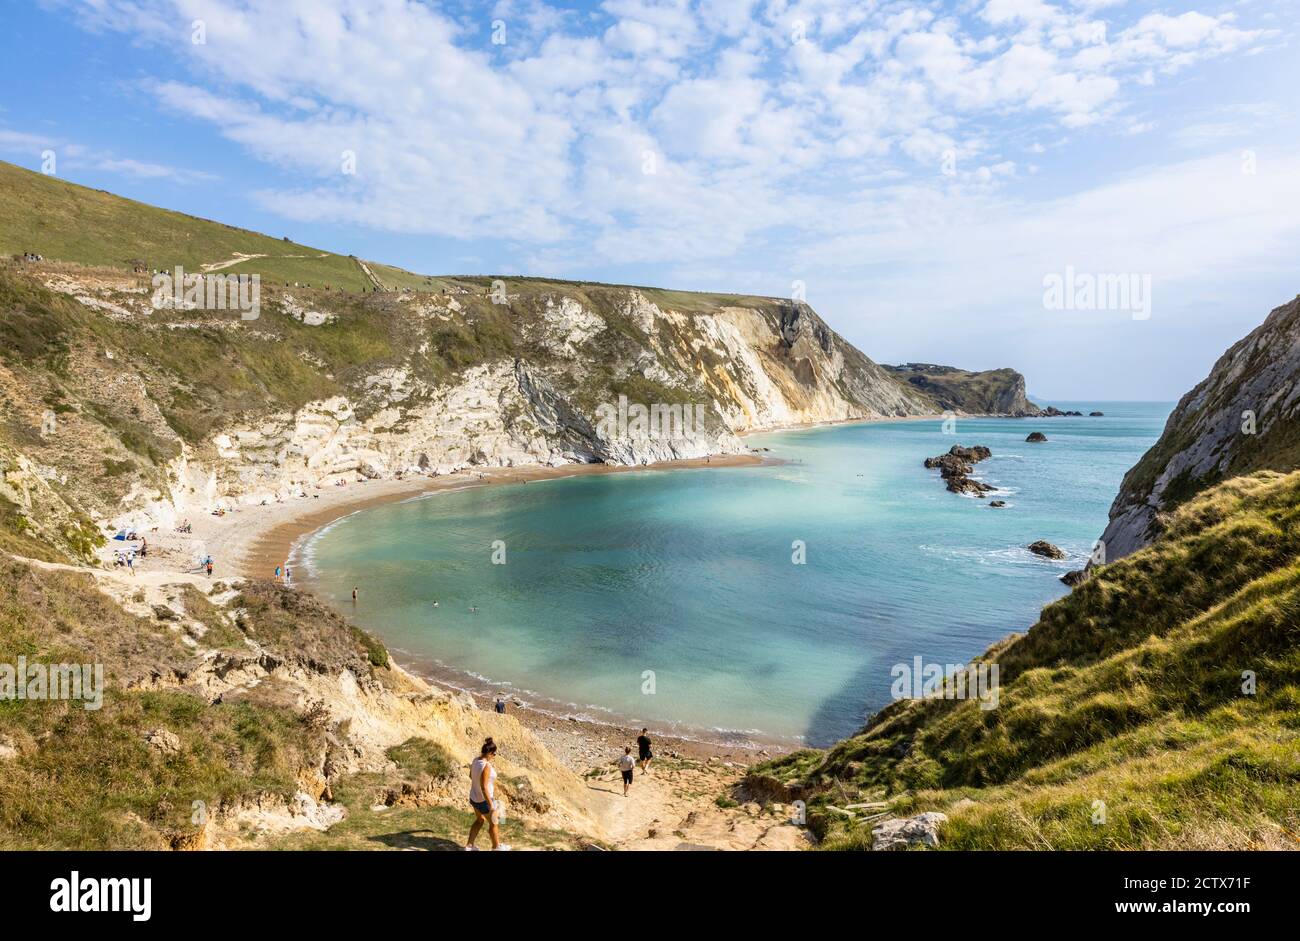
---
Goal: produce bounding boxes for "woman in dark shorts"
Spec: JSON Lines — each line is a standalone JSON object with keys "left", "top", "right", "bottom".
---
{"left": 465, "top": 737, "right": 510, "bottom": 851}
{"left": 618, "top": 747, "right": 636, "bottom": 796}
{"left": 637, "top": 728, "right": 653, "bottom": 775}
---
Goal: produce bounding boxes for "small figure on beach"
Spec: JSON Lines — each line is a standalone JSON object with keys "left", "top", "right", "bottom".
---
{"left": 206, "top": 559, "right": 214, "bottom": 577}
{"left": 494, "top": 695, "right": 506, "bottom": 715}
{"left": 352, "top": 587, "right": 358, "bottom": 602}
{"left": 465, "top": 737, "right": 509, "bottom": 851}
{"left": 469, "top": 605, "right": 478, "bottom": 614}
{"left": 275, "top": 565, "right": 282, "bottom": 581}
{"left": 637, "top": 728, "right": 653, "bottom": 775}
{"left": 618, "top": 747, "right": 636, "bottom": 796}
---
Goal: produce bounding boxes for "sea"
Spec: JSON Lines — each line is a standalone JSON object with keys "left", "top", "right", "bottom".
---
{"left": 299, "top": 402, "right": 1171, "bottom": 746}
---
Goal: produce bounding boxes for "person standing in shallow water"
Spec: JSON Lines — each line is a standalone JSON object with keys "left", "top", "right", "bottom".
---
{"left": 465, "top": 738, "right": 510, "bottom": 851}
{"left": 637, "top": 728, "right": 653, "bottom": 775}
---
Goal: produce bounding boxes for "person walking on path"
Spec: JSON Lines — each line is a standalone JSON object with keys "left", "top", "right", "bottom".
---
{"left": 637, "top": 728, "right": 653, "bottom": 775}
{"left": 465, "top": 738, "right": 510, "bottom": 851}
{"left": 618, "top": 747, "right": 636, "bottom": 796}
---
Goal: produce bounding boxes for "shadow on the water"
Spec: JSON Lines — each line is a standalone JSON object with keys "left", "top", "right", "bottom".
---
{"left": 368, "top": 830, "right": 463, "bottom": 851}
{"left": 800, "top": 657, "right": 891, "bottom": 747}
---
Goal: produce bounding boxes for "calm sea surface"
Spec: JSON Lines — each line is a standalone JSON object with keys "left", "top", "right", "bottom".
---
{"left": 301, "top": 402, "right": 1170, "bottom": 745}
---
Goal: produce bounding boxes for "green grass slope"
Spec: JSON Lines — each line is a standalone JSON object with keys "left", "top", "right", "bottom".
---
{"left": 0, "top": 159, "right": 792, "bottom": 309}
{"left": 0, "top": 160, "right": 371, "bottom": 290}
{"left": 752, "top": 470, "right": 1300, "bottom": 849}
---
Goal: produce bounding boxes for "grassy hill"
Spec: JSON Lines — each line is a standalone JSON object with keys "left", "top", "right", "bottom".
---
{"left": 0, "top": 160, "right": 375, "bottom": 290}
{"left": 0, "top": 159, "right": 790, "bottom": 310}
{"left": 882, "top": 363, "right": 1041, "bottom": 416}
{"left": 749, "top": 470, "right": 1300, "bottom": 849}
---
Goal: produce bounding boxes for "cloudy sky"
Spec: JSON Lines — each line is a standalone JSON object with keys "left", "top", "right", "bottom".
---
{"left": 2, "top": 0, "right": 1297, "bottom": 399}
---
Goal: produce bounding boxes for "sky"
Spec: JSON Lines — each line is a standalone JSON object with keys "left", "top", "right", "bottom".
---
{"left": 1, "top": 0, "right": 1297, "bottom": 400}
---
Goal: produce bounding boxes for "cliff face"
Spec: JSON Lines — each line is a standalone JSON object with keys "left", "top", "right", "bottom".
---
{"left": 881, "top": 363, "right": 1042, "bottom": 417}
{"left": 1098, "top": 295, "right": 1300, "bottom": 561}
{"left": 0, "top": 263, "right": 936, "bottom": 545}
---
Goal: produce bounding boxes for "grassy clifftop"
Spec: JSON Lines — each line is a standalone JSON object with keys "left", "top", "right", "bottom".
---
{"left": 0, "top": 160, "right": 375, "bottom": 291}
{"left": 882, "top": 363, "right": 1041, "bottom": 416}
{"left": 0, "top": 159, "right": 785, "bottom": 309}
{"left": 752, "top": 470, "right": 1300, "bottom": 850}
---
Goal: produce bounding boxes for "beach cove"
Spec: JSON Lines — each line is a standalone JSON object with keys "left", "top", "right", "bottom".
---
{"left": 294, "top": 404, "right": 1172, "bottom": 749}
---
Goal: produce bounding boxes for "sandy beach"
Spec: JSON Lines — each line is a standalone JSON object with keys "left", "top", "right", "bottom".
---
{"left": 115, "top": 450, "right": 787, "bottom": 768}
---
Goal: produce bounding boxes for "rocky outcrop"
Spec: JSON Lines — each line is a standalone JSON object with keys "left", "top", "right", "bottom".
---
{"left": 1, "top": 263, "right": 948, "bottom": 535}
{"left": 925, "top": 445, "right": 995, "bottom": 496}
{"left": 1026, "top": 432, "right": 1047, "bottom": 442}
{"left": 1098, "top": 295, "right": 1300, "bottom": 561}
{"left": 1027, "top": 540, "right": 1065, "bottom": 560}
{"left": 871, "top": 811, "right": 948, "bottom": 850}
{"left": 883, "top": 363, "right": 1041, "bottom": 416}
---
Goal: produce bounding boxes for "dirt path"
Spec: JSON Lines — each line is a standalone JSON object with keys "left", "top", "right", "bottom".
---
{"left": 200, "top": 252, "right": 267, "bottom": 272}
{"left": 356, "top": 258, "right": 383, "bottom": 290}
{"left": 581, "top": 759, "right": 811, "bottom": 850}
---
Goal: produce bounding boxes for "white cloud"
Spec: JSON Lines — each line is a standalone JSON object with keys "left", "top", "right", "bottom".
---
{"left": 0, "top": 126, "right": 215, "bottom": 184}
{"left": 38, "top": 0, "right": 1288, "bottom": 311}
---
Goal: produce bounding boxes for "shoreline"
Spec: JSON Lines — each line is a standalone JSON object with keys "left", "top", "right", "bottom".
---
{"left": 244, "top": 451, "right": 764, "bottom": 581}
{"left": 111, "top": 409, "right": 1037, "bottom": 760}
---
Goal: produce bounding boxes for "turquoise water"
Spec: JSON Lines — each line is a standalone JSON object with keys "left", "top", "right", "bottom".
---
{"left": 301, "top": 403, "right": 1171, "bottom": 745}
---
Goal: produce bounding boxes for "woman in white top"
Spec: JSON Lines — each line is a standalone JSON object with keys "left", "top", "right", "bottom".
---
{"left": 465, "top": 738, "right": 510, "bottom": 851}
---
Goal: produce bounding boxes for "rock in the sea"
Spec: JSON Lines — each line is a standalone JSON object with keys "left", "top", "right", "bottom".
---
{"left": 1060, "top": 569, "right": 1088, "bottom": 586}
{"left": 871, "top": 812, "right": 949, "bottom": 851}
{"left": 1089, "top": 411, "right": 1104, "bottom": 417}
{"left": 947, "top": 475, "right": 996, "bottom": 496}
{"left": 1025, "top": 431, "right": 1048, "bottom": 442}
{"left": 1027, "top": 540, "right": 1066, "bottom": 560}
{"left": 947, "top": 444, "right": 991, "bottom": 463}
{"left": 989, "top": 500, "right": 1006, "bottom": 508}
{"left": 924, "top": 453, "right": 971, "bottom": 478}
{"left": 926, "top": 445, "right": 994, "bottom": 496}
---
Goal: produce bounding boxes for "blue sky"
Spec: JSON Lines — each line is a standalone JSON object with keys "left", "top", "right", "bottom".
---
{"left": 2, "top": 0, "right": 1297, "bottom": 399}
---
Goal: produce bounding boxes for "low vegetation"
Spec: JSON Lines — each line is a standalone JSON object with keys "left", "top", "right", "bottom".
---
{"left": 754, "top": 471, "right": 1300, "bottom": 849}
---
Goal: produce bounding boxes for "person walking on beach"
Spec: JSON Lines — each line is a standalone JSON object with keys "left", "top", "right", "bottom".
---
{"left": 465, "top": 738, "right": 510, "bottom": 851}
{"left": 352, "top": 587, "right": 358, "bottom": 602}
{"left": 618, "top": 747, "right": 636, "bottom": 796}
{"left": 494, "top": 695, "right": 506, "bottom": 714}
{"left": 275, "top": 565, "right": 282, "bottom": 581}
{"left": 206, "top": 558, "right": 213, "bottom": 577}
{"left": 637, "top": 728, "right": 653, "bottom": 775}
